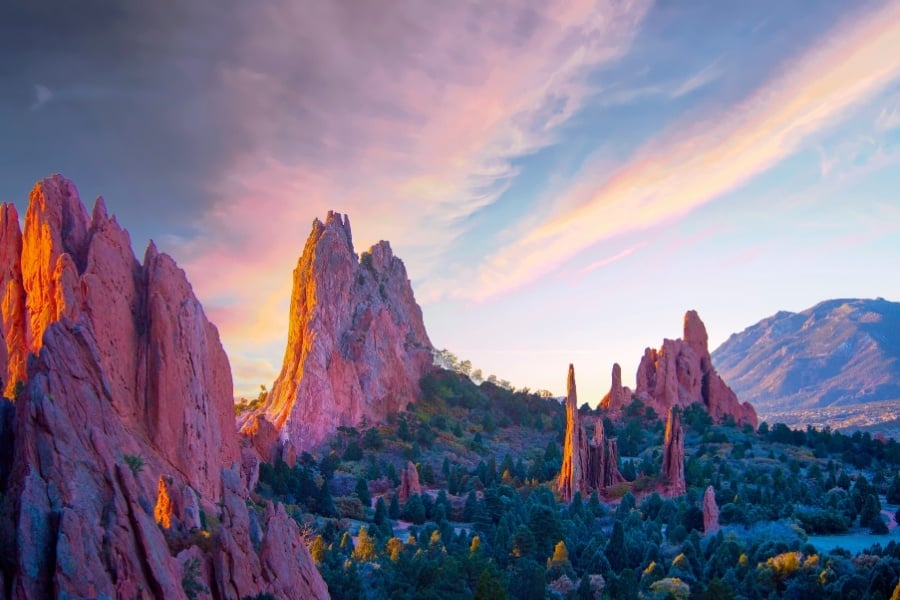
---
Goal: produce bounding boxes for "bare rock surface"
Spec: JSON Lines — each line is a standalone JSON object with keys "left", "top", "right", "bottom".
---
{"left": 634, "top": 311, "right": 757, "bottom": 428}
{"left": 703, "top": 485, "right": 720, "bottom": 533}
{"left": 245, "top": 211, "right": 433, "bottom": 452}
{"left": 0, "top": 176, "right": 329, "bottom": 599}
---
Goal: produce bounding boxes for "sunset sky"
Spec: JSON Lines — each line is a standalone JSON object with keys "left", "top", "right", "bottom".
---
{"left": 2, "top": 1, "right": 899, "bottom": 404}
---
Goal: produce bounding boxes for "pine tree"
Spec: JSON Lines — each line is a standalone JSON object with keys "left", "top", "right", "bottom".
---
{"left": 389, "top": 493, "right": 400, "bottom": 519}
{"left": 354, "top": 476, "right": 371, "bottom": 507}
{"left": 606, "top": 521, "right": 626, "bottom": 572}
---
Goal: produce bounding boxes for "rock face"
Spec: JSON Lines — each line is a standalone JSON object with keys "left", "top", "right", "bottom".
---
{"left": 661, "top": 408, "right": 686, "bottom": 497}
{"left": 558, "top": 365, "right": 624, "bottom": 502}
{"left": 599, "top": 363, "right": 630, "bottom": 413}
{"left": 703, "top": 485, "right": 720, "bottom": 533}
{"left": 245, "top": 212, "right": 433, "bottom": 453}
{"left": 634, "top": 311, "right": 757, "bottom": 428}
{"left": 398, "top": 461, "right": 422, "bottom": 504}
{"left": 0, "top": 176, "right": 329, "bottom": 599}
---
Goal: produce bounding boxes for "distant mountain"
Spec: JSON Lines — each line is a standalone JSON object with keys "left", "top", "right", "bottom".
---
{"left": 712, "top": 298, "right": 900, "bottom": 428}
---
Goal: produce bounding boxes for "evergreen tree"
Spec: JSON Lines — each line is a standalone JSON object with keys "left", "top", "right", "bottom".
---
{"left": 354, "top": 476, "right": 371, "bottom": 507}
{"left": 474, "top": 569, "right": 506, "bottom": 600}
{"left": 389, "top": 493, "right": 400, "bottom": 519}
{"left": 606, "top": 521, "right": 626, "bottom": 572}
{"left": 401, "top": 494, "right": 427, "bottom": 524}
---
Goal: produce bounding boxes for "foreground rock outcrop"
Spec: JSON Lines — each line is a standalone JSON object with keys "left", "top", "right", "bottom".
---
{"left": 632, "top": 311, "right": 757, "bottom": 428}
{"left": 0, "top": 176, "right": 328, "bottom": 599}
{"left": 243, "top": 212, "right": 433, "bottom": 454}
{"left": 558, "top": 365, "right": 624, "bottom": 502}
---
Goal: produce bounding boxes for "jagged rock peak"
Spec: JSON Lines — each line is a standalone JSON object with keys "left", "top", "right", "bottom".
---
{"left": 634, "top": 310, "right": 757, "bottom": 428}
{"left": 0, "top": 176, "right": 329, "bottom": 598}
{"left": 683, "top": 309, "right": 708, "bottom": 348}
{"left": 245, "top": 211, "right": 433, "bottom": 453}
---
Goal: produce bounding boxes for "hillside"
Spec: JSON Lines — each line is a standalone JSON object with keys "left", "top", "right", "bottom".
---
{"left": 259, "top": 363, "right": 900, "bottom": 600}
{"left": 713, "top": 298, "right": 900, "bottom": 430}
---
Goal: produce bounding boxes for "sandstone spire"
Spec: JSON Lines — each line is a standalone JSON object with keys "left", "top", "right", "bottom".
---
{"left": 559, "top": 364, "right": 587, "bottom": 502}
{"left": 634, "top": 311, "right": 757, "bottom": 428}
{"left": 245, "top": 212, "right": 433, "bottom": 453}
{"left": 661, "top": 407, "right": 686, "bottom": 496}
{"left": 599, "top": 362, "right": 630, "bottom": 413}
{"left": 398, "top": 461, "right": 422, "bottom": 504}
{"left": 703, "top": 485, "right": 720, "bottom": 533}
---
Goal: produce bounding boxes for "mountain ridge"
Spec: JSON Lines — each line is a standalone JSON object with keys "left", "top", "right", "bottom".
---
{"left": 713, "top": 297, "right": 900, "bottom": 423}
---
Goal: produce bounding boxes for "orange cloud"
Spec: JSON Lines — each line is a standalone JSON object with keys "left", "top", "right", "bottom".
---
{"left": 458, "top": 2, "right": 900, "bottom": 301}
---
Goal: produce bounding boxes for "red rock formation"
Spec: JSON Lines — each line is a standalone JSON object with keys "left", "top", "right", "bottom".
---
{"left": 398, "top": 461, "right": 422, "bottom": 503}
{"left": 246, "top": 212, "right": 433, "bottom": 453}
{"left": 0, "top": 176, "right": 329, "bottom": 599}
{"left": 599, "top": 363, "right": 631, "bottom": 414}
{"left": 560, "top": 365, "right": 624, "bottom": 501}
{"left": 601, "top": 435, "right": 625, "bottom": 489}
{"left": 635, "top": 311, "right": 757, "bottom": 428}
{"left": 661, "top": 407, "right": 686, "bottom": 496}
{"left": 703, "top": 485, "right": 720, "bottom": 533}
{"left": 559, "top": 364, "right": 588, "bottom": 502}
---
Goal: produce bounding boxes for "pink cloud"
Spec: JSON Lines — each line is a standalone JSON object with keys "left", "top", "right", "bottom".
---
{"left": 456, "top": 2, "right": 900, "bottom": 301}
{"left": 170, "top": 0, "right": 652, "bottom": 395}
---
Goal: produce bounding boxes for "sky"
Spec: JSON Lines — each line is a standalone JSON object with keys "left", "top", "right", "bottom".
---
{"left": 2, "top": 0, "right": 900, "bottom": 404}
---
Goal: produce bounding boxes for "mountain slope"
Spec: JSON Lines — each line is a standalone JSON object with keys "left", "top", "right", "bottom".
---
{"left": 712, "top": 298, "right": 900, "bottom": 420}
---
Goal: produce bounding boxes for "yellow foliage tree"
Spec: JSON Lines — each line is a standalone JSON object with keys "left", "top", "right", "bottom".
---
{"left": 352, "top": 527, "right": 377, "bottom": 562}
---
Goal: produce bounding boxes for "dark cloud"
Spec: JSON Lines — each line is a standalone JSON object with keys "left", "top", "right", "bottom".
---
{"left": 0, "top": 0, "right": 557, "bottom": 246}
{"left": 0, "top": 0, "right": 243, "bottom": 244}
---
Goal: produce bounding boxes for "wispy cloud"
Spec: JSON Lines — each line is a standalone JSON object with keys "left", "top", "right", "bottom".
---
{"left": 174, "top": 0, "right": 653, "bottom": 395}
{"left": 577, "top": 242, "right": 648, "bottom": 276}
{"left": 670, "top": 62, "right": 722, "bottom": 98}
{"left": 452, "top": 2, "right": 900, "bottom": 301}
{"left": 876, "top": 96, "right": 900, "bottom": 132}
{"left": 30, "top": 84, "right": 51, "bottom": 110}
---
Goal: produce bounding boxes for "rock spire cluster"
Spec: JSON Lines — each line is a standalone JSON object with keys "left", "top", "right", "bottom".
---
{"left": 558, "top": 365, "right": 624, "bottom": 502}
{"left": 243, "top": 211, "right": 433, "bottom": 455}
{"left": 0, "top": 176, "right": 328, "bottom": 599}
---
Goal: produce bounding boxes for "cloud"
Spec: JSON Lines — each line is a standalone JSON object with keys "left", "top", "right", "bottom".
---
{"left": 454, "top": 2, "right": 900, "bottom": 301}
{"left": 172, "top": 0, "right": 653, "bottom": 389}
{"left": 30, "top": 84, "right": 52, "bottom": 110}
{"left": 670, "top": 62, "right": 722, "bottom": 99}
{"left": 577, "top": 242, "right": 648, "bottom": 277}
{"left": 876, "top": 97, "right": 900, "bottom": 132}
